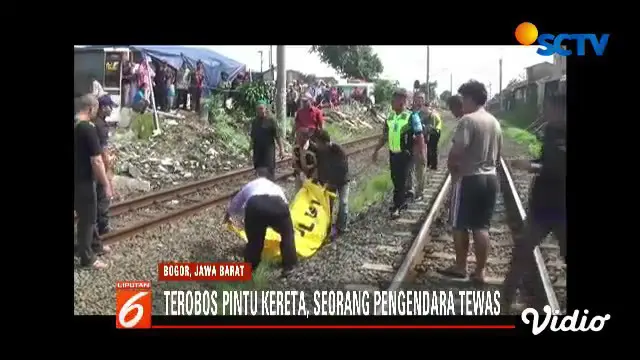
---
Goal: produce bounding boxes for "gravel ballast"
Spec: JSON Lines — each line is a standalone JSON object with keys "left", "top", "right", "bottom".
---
{"left": 74, "top": 146, "right": 388, "bottom": 315}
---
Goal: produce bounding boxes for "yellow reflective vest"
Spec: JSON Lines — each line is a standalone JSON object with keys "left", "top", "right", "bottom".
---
{"left": 387, "top": 110, "right": 412, "bottom": 153}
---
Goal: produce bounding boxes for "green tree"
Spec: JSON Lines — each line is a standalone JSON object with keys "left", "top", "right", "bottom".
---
{"left": 439, "top": 90, "right": 452, "bottom": 101}
{"left": 310, "top": 46, "right": 384, "bottom": 81}
{"left": 373, "top": 79, "right": 397, "bottom": 105}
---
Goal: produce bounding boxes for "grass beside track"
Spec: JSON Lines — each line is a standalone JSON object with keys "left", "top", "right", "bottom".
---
{"left": 499, "top": 120, "right": 542, "bottom": 158}
{"left": 218, "top": 115, "right": 454, "bottom": 291}
{"left": 207, "top": 125, "right": 373, "bottom": 293}
{"left": 349, "top": 122, "right": 454, "bottom": 214}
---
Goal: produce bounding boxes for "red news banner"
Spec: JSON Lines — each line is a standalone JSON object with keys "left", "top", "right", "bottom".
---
{"left": 158, "top": 262, "right": 252, "bottom": 281}
{"left": 116, "top": 263, "right": 251, "bottom": 329}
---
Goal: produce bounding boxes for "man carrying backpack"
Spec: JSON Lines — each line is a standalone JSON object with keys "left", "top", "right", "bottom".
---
{"left": 407, "top": 91, "right": 429, "bottom": 200}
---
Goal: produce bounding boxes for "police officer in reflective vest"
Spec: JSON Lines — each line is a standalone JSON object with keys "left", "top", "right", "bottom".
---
{"left": 372, "top": 88, "right": 426, "bottom": 218}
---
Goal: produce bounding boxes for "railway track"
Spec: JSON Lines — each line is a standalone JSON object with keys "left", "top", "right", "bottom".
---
{"left": 377, "top": 157, "right": 566, "bottom": 314}
{"left": 94, "top": 134, "right": 382, "bottom": 245}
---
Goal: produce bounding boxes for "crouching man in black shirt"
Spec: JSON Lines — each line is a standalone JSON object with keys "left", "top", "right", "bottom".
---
{"left": 74, "top": 94, "right": 113, "bottom": 270}
{"left": 313, "top": 129, "right": 350, "bottom": 240}
{"left": 501, "top": 93, "right": 566, "bottom": 312}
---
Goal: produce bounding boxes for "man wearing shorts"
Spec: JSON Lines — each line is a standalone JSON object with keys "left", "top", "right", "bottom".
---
{"left": 439, "top": 80, "right": 502, "bottom": 284}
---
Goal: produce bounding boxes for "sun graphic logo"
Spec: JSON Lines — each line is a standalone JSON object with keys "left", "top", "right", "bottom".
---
{"left": 514, "top": 22, "right": 610, "bottom": 57}
{"left": 515, "top": 22, "right": 539, "bottom": 46}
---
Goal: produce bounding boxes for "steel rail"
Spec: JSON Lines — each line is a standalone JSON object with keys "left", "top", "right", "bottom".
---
{"left": 100, "top": 141, "right": 380, "bottom": 245}
{"left": 75, "top": 133, "right": 381, "bottom": 220}
{"left": 375, "top": 172, "right": 451, "bottom": 314}
{"left": 499, "top": 157, "right": 560, "bottom": 313}
{"left": 380, "top": 157, "right": 560, "bottom": 315}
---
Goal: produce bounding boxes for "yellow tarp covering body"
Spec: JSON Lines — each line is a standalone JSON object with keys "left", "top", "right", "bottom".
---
{"left": 228, "top": 179, "right": 336, "bottom": 260}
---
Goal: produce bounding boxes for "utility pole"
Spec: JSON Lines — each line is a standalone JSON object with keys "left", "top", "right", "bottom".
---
{"left": 258, "top": 50, "right": 264, "bottom": 72}
{"left": 275, "top": 46, "right": 287, "bottom": 139}
{"left": 426, "top": 46, "right": 431, "bottom": 102}
{"left": 449, "top": 72, "right": 453, "bottom": 94}
{"left": 498, "top": 57, "right": 503, "bottom": 110}
{"left": 269, "top": 46, "right": 273, "bottom": 69}
{"left": 488, "top": 82, "right": 493, "bottom": 99}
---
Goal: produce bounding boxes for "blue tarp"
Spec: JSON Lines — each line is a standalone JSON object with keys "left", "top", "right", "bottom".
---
{"left": 131, "top": 45, "right": 246, "bottom": 90}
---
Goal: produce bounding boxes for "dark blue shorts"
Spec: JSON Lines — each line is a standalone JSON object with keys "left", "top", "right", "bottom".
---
{"left": 450, "top": 174, "right": 499, "bottom": 231}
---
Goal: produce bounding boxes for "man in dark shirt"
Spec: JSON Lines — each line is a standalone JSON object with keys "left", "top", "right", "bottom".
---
{"left": 154, "top": 61, "right": 168, "bottom": 111}
{"left": 74, "top": 94, "right": 113, "bottom": 270}
{"left": 313, "top": 129, "right": 350, "bottom": 239}
{"left": 249, "top": 100, "right": 285, "bottom": 180}
{"left": 501, "top": 93, "right": 566, "bottom": 312}
{"left": 94, "top": 96, "right": 118, "bottom": 234}
{"left": 293, "top": 130, "right": 319, "bottom": 191}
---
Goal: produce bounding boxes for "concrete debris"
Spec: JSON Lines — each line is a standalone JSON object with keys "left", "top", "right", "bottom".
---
{"left": 112, "top": 175, "right": 151, "bottom": 194}
{"left": 323, "top": 103, "right": 385, "bottom": 130}
{"left": 111, "top": 111, "right": 249, "bottom": 194}
{"left": 109, "top": 105, "right": 377, "bottom": 198}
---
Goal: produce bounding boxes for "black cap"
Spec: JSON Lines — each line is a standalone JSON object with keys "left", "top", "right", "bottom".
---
{"left": 393, "top": 88, "right": 408, "bottom": 98}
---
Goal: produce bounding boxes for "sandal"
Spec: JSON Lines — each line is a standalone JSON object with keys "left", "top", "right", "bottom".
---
{"left": 437, "top": 266, "right": 467, "bottom": 279}
{"left": 93, "top": 245, "right": 112, "bottom": 256}
{"left": 84, "top": 259, "right": 108, "bottom": 270}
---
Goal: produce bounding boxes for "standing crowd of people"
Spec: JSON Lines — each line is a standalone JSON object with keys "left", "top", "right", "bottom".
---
{"left": 286, "top": 80, "right": 374, "bottom": 117}
{"left": 119, "top": 54, "right": 208, "bottom": 114}
{"left": 118, "top": 54, "right": 250, "bottom": 115}
{"left": 77, "top": 67, "right": 566, "bottom": 314}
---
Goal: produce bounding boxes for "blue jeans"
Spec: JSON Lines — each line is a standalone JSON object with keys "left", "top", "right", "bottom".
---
{"left": 332, "top": 182, "right": 350, "bottom": 232}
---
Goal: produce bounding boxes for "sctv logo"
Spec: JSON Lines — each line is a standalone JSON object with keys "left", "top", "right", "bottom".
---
{"left": 514, "top": 22, "right": 610, "bottom": 56}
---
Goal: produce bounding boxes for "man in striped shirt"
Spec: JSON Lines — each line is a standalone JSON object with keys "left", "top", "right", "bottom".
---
{"left": 224, "top": 168, "right": 297, "bottom": 275}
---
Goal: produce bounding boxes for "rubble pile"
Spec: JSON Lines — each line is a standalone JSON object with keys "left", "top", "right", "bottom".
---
{"left": 110, "top": 111, "right": 250, "bottom": 196}
{"left": 109, "top": 105, "right": 379, "bottom": 199}
{"left": 323, "top": 103, "right": 387, "bottom": 131}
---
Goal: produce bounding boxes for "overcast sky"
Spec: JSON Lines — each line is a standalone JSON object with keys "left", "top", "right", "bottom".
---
{"left": 202, "top": 45, "right": 548, "bottom": 98}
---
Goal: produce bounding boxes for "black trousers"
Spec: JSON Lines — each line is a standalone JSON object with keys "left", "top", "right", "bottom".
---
{"left": 427, "top": 130, "right": 440, "bottom": 170}
{"left": 389, "top": 151, "right": 411, "bottom": 209}
{"left": 74, "top": 181, "right": 103, "bottom": 266}
{"left": 191, "top": 87, "right": 202, "bottom": 112}
{"left": 176, "top": 89, "right": 188, "bottom": 109}
{"left": 252, "top": 145, "right": 276, "bottom": 180}
{"left": 244, "top": 195, "right": 297, "bottom": 269}
{"left": 155, "top": 85, "right": 167, "bottom": 110}
{"left": 286, "top": 102, "right": 297, "bottom": 117}
{"left": 96, "top": 182, "right": 111, "bottom": 234}
{"left": 501, "top": 209, "right": 566, "bottom": 307}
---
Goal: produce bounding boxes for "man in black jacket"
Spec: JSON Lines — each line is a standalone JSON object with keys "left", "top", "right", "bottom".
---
{"left": 313, "top": 129, "right": 350, "bottom": 239}
{"left": 501, "top": 92, "right": 566, "bottom": 312}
